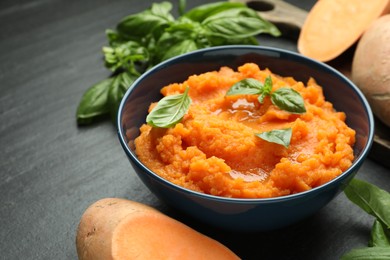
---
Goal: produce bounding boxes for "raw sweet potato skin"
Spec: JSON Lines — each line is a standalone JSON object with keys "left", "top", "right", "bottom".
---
{"left": 351, "top": 15, "right": 390, "bottom": 127}
{"left": 76, "top": 198, "right": 240, "bottom": 260}
{"left": 76, "top": 198, "right": 158, "bottom": 260}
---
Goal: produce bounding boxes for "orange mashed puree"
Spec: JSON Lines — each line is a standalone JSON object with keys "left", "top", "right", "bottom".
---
{"left": 133, "top": 63, "right": 355, "bottom": 198}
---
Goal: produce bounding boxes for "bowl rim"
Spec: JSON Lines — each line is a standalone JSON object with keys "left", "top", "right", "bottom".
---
{"left": 117, "top": 45, "right": 375, "bottom": 204}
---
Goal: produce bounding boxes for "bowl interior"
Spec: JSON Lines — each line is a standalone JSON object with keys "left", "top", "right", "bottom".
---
{"left": 119, "top": 46, "right": 374, "bottom": 175}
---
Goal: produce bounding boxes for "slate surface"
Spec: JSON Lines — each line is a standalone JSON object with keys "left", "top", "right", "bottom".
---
{"left": 1, "top": 0, "right": 389, "bottom": 259}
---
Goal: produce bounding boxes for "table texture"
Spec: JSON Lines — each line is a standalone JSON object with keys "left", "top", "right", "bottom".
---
{"left": 1, "top": 0, "right": 389, "bottom": 259}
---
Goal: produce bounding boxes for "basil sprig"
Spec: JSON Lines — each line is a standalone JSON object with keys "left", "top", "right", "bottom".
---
{"left": 226, "top": 76, "right": 306, "bottom": 147}
{"left": 76, "top": 1, "right": 281, "bottom": 125}
{"left": 226, "top": 76, "right": 306, "bottom": 114}
{"left": 341, "top": 178, "right": 390, "bottom": 259}
{"left": 255, "top": 128, "right": 292, "bottom": 148}
{"left": 146, "top": 87, "right": 191, "bottom": 128}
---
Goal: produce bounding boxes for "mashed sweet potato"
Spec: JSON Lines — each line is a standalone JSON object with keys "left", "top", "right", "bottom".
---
{"left": 133, "top": 63, "right": 355, "bottom": 198}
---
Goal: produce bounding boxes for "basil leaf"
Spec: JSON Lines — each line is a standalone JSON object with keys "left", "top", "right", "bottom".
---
{"left": 161, "top": 39, "right": 198, "bottom": 61}
{"left": 341, "top": 247, "right": 390, "bottom": 260}
{"left": 207, "top": 34, "right": 259, "bottom": 46}
{"left": 256, "top": 128, "right": 292, "bottom": 148}
{"left": 271, "top": 87, "right": 306, "bottom": 114}
{"left": 179, "top": 0, "right": 186, "bottom": 16}
{"left": 226, "top": 77, "right": 273, "bottom": 104}
{"left": 107, "top": 72, "right": 137, "bottom": 122}
{"left": 184, "top": 2, "right": 245, "bottom": 22}
{"left": 150, "top": 1, "right": 173, "bottom": 18}
{"left": 76, "top": 77, "right": 114, "bottom": 125}
{"left": 369, "top": 220, "right": 390, "bottom": 247}
{"left": 116, "top": 2, "right": 174, "bottom": 41}
{"left": 146, "top": 87, "right": 191, "bottom": 128}
{"left": 107, "top": 75, "right": 124, "bottom": 122}
{"left": 203, "top": 8, "right": 281, "bottom": 38}
{"left": 344, "top": 178, "right": 390, "bottom": 229}
{"left": 258, "top": 75, "right": 272, "bottom": 103}
{"left": 103, "top": 41, "right": 149, "bottom": 72}
{"left": 154, "top": 20, "right": 201, "bottom": 62}
{"left": 226, "top": 78, "right": 263, "bottom": 96}
{"left": 105, "top": 29, "right": 126, "bottom": 47}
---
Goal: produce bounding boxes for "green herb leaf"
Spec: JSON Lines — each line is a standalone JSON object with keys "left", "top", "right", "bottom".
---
{"left": 344, "top": 178, "right": 390, "bottom": 229}
{"left": 76, "top": 78, "right": 113, "bottom": 125}
{"left": 271, "top": 87, "right": 306, "bottom": 114}
{"left": 256, "top": 128, "right": 292, "bottom": 148}
{"left": 116, "top": 2, "right": 174, "bottom": 41}
{"left": 207, "top": 35, "right": 259, "bottom": 46}
{"left": 103, "top": 41, "right": 149, "bottom": 72}
{"left": 146, "top": 87, "right": 191, "bottom": 128}
{"left": 226, "top": 78, "right": 263, "bottom": 96}
{"left": 105, "top": 29, "right": 126, "bottom": 47}
{"left": 203, "top": 8, "right": 281, "bottom": 38}
{"left": 107, "top": 72, "right": 137, "bottom": 122}
{"left": 183, "top": 2, "right": 245, "bottom": 22}
{"left": 154, "top": 21, "right": 201, "bottom": 62}
{"left": 179, "top": 0, "right": 186, "bottom": 16}
{"left": 369, "top": 220, "right": 390, "bottom": 247}
{"left": 341, "top": 247, "right": 390, "bottom": 260}
{"left": 162, "top": 39, "right": 198, "bottom": 61}
{"left": 258, "top": 75, "right": 272, "bottom": 103}
{"left": 77, "top": 1, "right": 282, "bottom": 125}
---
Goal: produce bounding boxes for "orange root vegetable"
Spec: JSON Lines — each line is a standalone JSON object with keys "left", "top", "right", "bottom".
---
{"left": 298, "top": 0, "right": 390, "bottom": 62}
{"left": 76, "top": 198, "right": 239, "bottom": 260}
{"left": 351, "top": 15, "right": 390, "bottom": 127}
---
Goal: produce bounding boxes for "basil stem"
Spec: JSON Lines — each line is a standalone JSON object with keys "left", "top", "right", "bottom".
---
{"left": 146, "top": 87, "right": 191, "bottom": 128}
{"left": 259, "top": 75, "right": 272, "bottom": 103}
{"left": 255, "top": 128, "right": 292, "bottom": 148}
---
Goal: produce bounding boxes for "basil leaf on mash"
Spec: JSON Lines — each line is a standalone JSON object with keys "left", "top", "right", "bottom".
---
{"left": 256, "top": 128, "right": 292, "bottom": 148}
{"left": 146, "top": 87, "right": 191, "bottom": 128}
{"left": 226, "top": 78, "right": 264, "bottom": 96}
{"left": 271, "top": 87, "right": 306, "bottom": 114}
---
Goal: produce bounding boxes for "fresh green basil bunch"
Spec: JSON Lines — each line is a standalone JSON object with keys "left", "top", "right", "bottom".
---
{"left": 342, "top": 178, "right": 390, "bottom": 259}
{"left": 76, "top": 1, "right": 280, "bottom": 125}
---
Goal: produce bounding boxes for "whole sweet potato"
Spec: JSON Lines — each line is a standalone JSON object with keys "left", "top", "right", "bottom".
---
{"left": 352, "top": 15, "right": 390, "bottom": 127}
{"left": 76, "top": 198, "right": 239, "bottom": 260}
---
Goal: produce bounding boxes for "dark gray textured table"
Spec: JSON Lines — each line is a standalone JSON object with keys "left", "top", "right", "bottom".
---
{"left": 1, "top": 0, "right": 389, "bottom": 259}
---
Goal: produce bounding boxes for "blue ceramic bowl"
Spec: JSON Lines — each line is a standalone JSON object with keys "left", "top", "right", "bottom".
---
{"left": 117, "top": 46, "right": 374, "bottom": 231}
